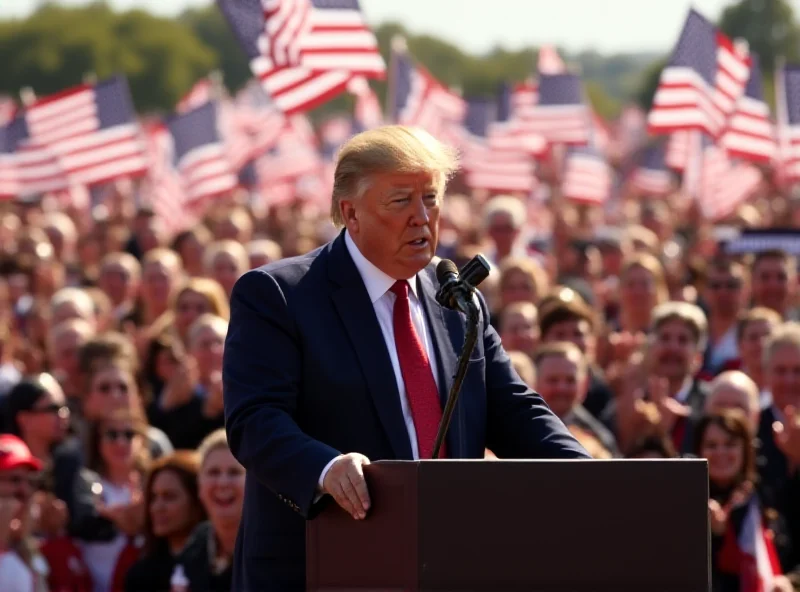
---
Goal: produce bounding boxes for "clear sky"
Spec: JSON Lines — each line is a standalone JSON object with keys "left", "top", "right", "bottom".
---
{"left": 2, "top": 0, "right": 799, "bottom": 55}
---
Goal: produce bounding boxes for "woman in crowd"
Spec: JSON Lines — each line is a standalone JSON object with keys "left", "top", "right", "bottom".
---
{"left": 696, "top": 411, "right": 794, "bottom": 592}
{"left": 170, "top": 429, "right": 244, "bottom": 592}
{"left": 202, "top": 240, "right": 249, "bottom": 299}
{"left": 78, "top": 407, "right": 151, "bottom": 592}
{"left": 149, "top": 278, "right": 229, "bottom": 349}
{"left": 125, "top": 451, "right": 206, "bottom": 592}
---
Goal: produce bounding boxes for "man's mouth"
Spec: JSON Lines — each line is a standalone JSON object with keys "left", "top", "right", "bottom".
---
{"left": 408, "top": 238, "right": 428, "bottom": 248}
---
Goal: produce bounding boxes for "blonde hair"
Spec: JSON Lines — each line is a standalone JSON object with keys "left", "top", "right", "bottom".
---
{"left": 621, "top": 253, "right": 669, "bottom": 304}
{"left": 330, "top": 125, "right": 460, "bottom": 227}
{"left": 763, "top": 322, "right": 800, "bottom": 368}
{"left": 198, "top": 428, "right": 229, "bottom": 468}
{"left": 188, "top": 313, "right": 228, "bottom": 347}
{"left": 533, "top": 341, "right": 587, "bottom": 375}
{"left": 650, "top": 301, "right": 709, "bottom": 351}
{"left": 50, "top": 287, "right": 95, "bottom": 320}
{"left": 100, "top": 252, "right": 141, "bottom": 281}
{"left": 484, "top": 195, "right": 527, "bottom": 229}
{"left": 508, "top": 351, "right": 536, "bottom": 386}
{"left": 143, "top": 247, "right": 183, "bottom": 272}
{"left": 203, "top": 240, "right": 249, "bottom": 274}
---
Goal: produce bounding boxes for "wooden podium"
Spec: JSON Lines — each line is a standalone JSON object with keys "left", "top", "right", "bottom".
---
{"left": 307, "top": 459, "right": 710, "bottom": 592}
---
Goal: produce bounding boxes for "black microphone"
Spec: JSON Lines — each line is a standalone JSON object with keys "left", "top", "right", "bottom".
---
{"left": 430, "top": 255, "right": 491, "bottom": 459}
{"left": 435, "top": 255, "right": 491, "bottom": 313}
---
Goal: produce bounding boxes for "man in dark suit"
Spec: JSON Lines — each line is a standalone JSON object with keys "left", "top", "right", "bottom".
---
{"left": 222, "top": 125, "right": 590, "bottom": 591}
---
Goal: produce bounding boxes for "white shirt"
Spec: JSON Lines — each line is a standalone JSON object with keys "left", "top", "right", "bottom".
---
{"left": 707, "top": 325, "right": 739, "bottom": 372}
{"left": 79, "top": 480, "right": 131, "bottom": 592}
{"left": 673, "top": 377, "right": 694, "bottom": 404}
{"left": 0, "top": 552, "right": 34, "bottom": 592}
{"left": 318, "top": 232, "right": 440, "bottom": 486}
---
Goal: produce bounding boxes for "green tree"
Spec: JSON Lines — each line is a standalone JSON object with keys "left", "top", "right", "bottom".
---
{"left": 634, "top": 57, "right": 667, "bottom": 110}
{"left": 0, "top": 3, "right": 216, "bottom": 112}
{"left": 718, "top": 0, "right": 800, "bottom": 73}
{"left": 179, "top": 5, "right": 252, "bottom": 94}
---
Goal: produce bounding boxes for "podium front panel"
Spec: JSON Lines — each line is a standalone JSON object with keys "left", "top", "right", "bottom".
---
{"left": 418, "top": 459, "right": 709, "bottom": 592}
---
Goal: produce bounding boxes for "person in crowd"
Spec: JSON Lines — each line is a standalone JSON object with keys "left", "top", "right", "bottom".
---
{"left": 612, "top": 253, "right": 669, "bottom": 335}
{"left": 126, "top": 249, "right": 185, "bottom": 330}
{"left": 482, "top": 195, "right": 530, "bottom": 266}
{"left": 498, "top": 302, "right": 538, "bottom": 358}
{"left": 532, "top": 342, "right": 619, "bottom": 456}
{"left": 506, "top": 351, "right": 535, "bottom": 387}
{"left": 705, "top": 371, "right": 761, "bottom": 434}
{"left": 734, "top": 307, "right": 782, "bottom": 407}
{"left": 202, "top": 241, "right": 249, "bottom": 299}
{"left": 125, "top": 452, "right": 206, "bottom": 592}
{"left": 50, "top": 287, "right": 97, "bottom": 330}
{"left": 537, "top": 288, "right": 614, "bottom": 421}
{"left": 750, "top": 250, "right": 797, "bottom": 320}
{"left": 170, "top": 430, "right": 244, "bottom": 592}
{"left": 98, "top": 253, "right": 141, "bottom": 327}
{"left": 696, "top": 411, "right": 795, "bottom": 592}
{"left": 246, "top": 239, "right": 282, "bottom": 269}
{"left": 47, "top": 318, "right": 95, "bottom": 402}
{"left": 149, "top": 279, "right": 229, "bottom": 349}
{"left": 77, "top": 407, "right": 151, "bottom": 592}
{"left": 495, "top": 257, "right": 548, "bottom": 314}
{"left": 701, "top": 258, "right": 750, "bottom": 377}
{"left": 171, "top": 227, "right": 213, "bottom": 279}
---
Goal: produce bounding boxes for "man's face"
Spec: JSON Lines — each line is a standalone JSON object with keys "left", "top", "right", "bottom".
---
{"left": 535, "top": 355, "right": 585, "bottom": 419}
{"left": 487, "top": 212, "right": 520, "bottom": 256}
{"left": 752, "top": 257, "right": 793, "bottom": 315}
{"left": 0, "top": 468, "right": 34, "bottom": 507}
{"left": 738, "top": 319, "right": 774, "bottom": 372}
{"left": 650, "top": 318, "right": 699, "bottom": 382}
{"left": 542, "top": 319, "right": 594, "bottom": 359}
{"left": 765, "top": 344, "right": 800, "bottom": 410}
{"left": 500, "top": 311, "right": 538, "bottom": 354}
{"left": 49, "top": 329, "right": 87, "bottom": 386}
{"left": 344, "top": 171, "right": 440, "bottom": 279}
{"left": 704, "top": 268, "right": 747, "bottom": 318}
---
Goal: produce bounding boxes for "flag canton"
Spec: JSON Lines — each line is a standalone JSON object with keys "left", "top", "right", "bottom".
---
{"left": 0, "top": 117, "right": 29, "bottom": 154}
{"left": 667, "top": 9, "right": 717, "bottom": 85}
{"left": 496, "top": 83, "right": 512, "bottom": 122}
{"left": 216, "top": 0, "right": 264, "bottom": 60}
{"left": 312, "top": 0, "right": 361, "bottom": 9}
{"left": 784, "top": 67, "right": 800, "bottom": 125}
{"left": 464, "top": 99, "right": 494, "bottom": 137}
{"left": 744, "top": 54, "right": 764, "bottom": 99}
{"left": 538, "top": 74, "right": 583, "bottom": 106}
{"left": 639, "top": 144, "right": 666, "bottom": 170}
{"left": 392, "top": 53, "right": 414, "bottom": 119}
{"left": 95, "top": 76, "right": 137, "bottom": 129}
{"left": 167, "top": 102, "right": 222, "bottom": 161}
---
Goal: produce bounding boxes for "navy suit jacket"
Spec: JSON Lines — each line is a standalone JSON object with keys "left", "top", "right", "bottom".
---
{"left": 222, "top": 231, "right": 590, "bottom": 591}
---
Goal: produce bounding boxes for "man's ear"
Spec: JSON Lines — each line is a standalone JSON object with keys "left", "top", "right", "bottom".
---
{"left": 340, "top": 200, "right": 358, "bottom": 234}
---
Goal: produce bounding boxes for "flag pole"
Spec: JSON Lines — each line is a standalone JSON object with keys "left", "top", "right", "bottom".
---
{"left": 386, "top": 35, "right": 406, "bottom": 125}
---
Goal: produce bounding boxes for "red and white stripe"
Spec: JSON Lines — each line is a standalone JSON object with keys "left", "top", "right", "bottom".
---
{"left": 348, "top": 76, "right": 382, "bottom": 129}
{"left": 739, "top": 498, "right": 783, "bottom": 592}
{"left": 176, "top": 78, "right": 214, "bottom": 114}
{"left": 562, "top": 152, "right": 611, "bottom": 204}
{"left": 398, "top": 66, "right": 466, "bottom": 141}
{"left": 699, "top": 143, "right": 761, "bottom": 220}
{"left": 719, "top": 95, "right": 776, "bottom": 163}
{"left": 666, "top": 130, "right": 692, "bottom": 171}
{"left": 461, "top": 139, "right": 537, "bottom": 193}
{"left": 25, "top": 85, "right": 148, "bottom": 187}
{"left": 262, "top": 0, "right": 313, "bottom": 68}
{"left": 649, "top": 33, "right": 750, "bottom": 137}
{"left": 250, "top": 0, "right": 385, "bottom": 115}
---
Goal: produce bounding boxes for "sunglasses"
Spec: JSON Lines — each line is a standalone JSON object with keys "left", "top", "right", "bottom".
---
{"left": 96, "top": 381, "right": 129, "bottom": 395}
{"left": 102, "top": 429, "right": 137, "bottom": 442}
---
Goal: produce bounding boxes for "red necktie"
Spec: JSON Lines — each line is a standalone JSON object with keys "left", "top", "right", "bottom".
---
{"left": 390, "top": 280, "right": 446, "bottom": 459}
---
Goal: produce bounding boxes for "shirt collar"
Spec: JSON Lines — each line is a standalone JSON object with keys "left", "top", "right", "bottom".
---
{"left": 673, "top": 377, "right": 694, "bottom": 404}
{"left": 345, "top": 231, "right": 419, "bottom": 303}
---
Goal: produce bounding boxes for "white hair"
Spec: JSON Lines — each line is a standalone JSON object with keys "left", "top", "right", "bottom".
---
{"left": 483, "top": 195, "right": 526, "bottom": 229}
{"left": 50, "top": 287, "right": 95, "bottom": 320}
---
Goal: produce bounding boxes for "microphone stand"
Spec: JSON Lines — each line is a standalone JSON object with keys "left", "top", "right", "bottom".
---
{"left": 431, "top": 297, "right": 480, "bottom": 459}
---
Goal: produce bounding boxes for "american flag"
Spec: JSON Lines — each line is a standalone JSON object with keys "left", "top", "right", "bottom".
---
{"left": 217, "top": 0, "right": 385, "bottom": 115}
{"left": 517, "top": 73, "right": 590, "bottom": 145}
{"left": 348, "top": 76, "right": 382, "bottom": 131}
{"left": 24, "top": 75, "right": 148, "bottom": 187}
{"left": 166, "top": 102, "right": 238, "bottom": 204}
{"left": 614, "top": 104, "right": 647, "bottom": 159}
{"left": 630, "top": 143, "right": 674, "bottom": 196}
{"left": 176, "top": 78, "right": 215, "bottom": 114}
{"left": 0, "top": 97, "right": 16, "bottom": 126}
{"left": 391, "top": 42, "right": 466, "bottom": 141}
{"left": 460, "top": 98, "right": 537, "bottom": 193}
{"left": 562, "top": 146, "right": 611, "bottom": 204}
{"left": 699, "top": 136, "right": 762, "bottom": 220}
{"left": 774, "top": 64, "right": 800, "bottom": 182}
{"left": 511, "top": 80, "right": 537, "bottom": 114}
{"left": 486, "top": 82, "right": 547, "bottom": 157}
{"left": 665, "top": 130, "right": 691, "bottom": 171}
{"left": 537, "top": 45, "right": 567, "bottom": 75}
{"left": 234, "top": 80, "right": 286, "bottom": 159}
{"left": 0, "top": 116, "right": 68, "bottom": 199}
{"left": 141, "top": 122, "right": 195, "bottom": 234}
{"left": 719, "top": 54, "right": 775, "bottom": 163}
{"left": 647, "top": 8, "right": 751, "bottom": 138}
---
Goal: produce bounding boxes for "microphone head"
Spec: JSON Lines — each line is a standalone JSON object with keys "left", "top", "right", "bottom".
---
{"left": 436, "top": 259, "right": 459, "bottom": 285}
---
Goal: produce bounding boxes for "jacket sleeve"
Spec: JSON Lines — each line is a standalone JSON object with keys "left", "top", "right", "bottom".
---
{"left": 479, "top": 292, "right": 592, "bottom": 460}
{"left": 67, "top": 468, "right": 117, "bottom": 541}
{"left": 223, "top": 269, "right": 341, "bottom": 518}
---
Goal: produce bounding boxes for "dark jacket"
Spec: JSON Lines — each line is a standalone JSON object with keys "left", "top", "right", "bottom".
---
{"left": 222, "top": 231, "right": 590, "bottom": 591}
{"left": 125, "top": 543, "right": 176, "bottom": 592}
{"left": 172, "top": 522, "right": 232, "bottom": 592}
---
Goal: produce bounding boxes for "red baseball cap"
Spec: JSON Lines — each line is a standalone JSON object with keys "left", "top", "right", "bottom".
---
{"left": 0, "top": 434, "right": 43, "bottom": 472}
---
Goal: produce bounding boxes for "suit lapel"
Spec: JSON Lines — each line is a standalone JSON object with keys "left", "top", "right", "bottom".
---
{"left": 417, "top": 267, "right": 465, "bottom": 458}
{"left": 328, "top": 233, "right": 413, "bottom": 460}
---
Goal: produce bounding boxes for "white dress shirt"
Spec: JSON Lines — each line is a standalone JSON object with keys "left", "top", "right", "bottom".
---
{"left": 317, "top": 232, "right": 440, "bottom": 488}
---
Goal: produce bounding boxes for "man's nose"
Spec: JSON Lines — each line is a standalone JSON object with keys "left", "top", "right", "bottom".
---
{"left": 409, "top": 198, "right": 430, "bottom": 225}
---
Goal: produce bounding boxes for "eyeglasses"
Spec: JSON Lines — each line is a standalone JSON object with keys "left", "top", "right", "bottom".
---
{"left": 28, "top": 404, "right": 70, "bottom": 418}
{"left": 102, "top": 429, "right": 137, "bottom": 442}
{"left": 96, "top": 381, "right": 129, "bottom": 395}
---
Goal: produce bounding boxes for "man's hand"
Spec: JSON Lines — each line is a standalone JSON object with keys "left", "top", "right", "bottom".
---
{"left": 322, "top": 453, "right": 371, "bottom": 520}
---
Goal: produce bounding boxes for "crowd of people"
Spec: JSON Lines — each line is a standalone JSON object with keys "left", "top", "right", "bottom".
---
{"left": 0, "top": 157, "right": 799, "bottom": 591}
